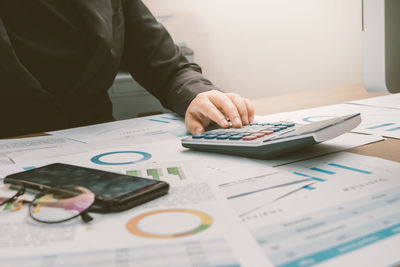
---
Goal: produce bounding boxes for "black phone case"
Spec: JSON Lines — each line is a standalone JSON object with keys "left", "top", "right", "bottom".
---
{"left": 4, "top": 163, "right": 169, "bottom": 213}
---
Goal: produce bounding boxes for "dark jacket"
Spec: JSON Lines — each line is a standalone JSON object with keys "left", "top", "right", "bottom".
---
{"left": 0, "top": 0, "right": 217, "bottom": 138}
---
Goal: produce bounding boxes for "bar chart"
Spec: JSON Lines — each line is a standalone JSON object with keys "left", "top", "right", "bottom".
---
{"left": 127, "top": 166, "right": 187, "bottom": 181}
{"left": 292, "top": 161, "right": 373, "bottom": 190}
{"left": 249, "top": 153, "right": 400, "bottom": 266}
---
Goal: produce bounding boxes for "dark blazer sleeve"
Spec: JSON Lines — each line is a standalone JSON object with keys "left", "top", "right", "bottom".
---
{"left": 120, "top": 0, "right": 221, "bottom": 117}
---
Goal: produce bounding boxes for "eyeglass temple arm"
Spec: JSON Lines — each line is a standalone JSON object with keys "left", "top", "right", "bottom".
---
{"left": 80, "top": 211, "right": 93, "bottom": 223}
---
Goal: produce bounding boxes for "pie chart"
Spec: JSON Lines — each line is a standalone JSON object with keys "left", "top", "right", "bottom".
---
{"left": 90, "top": 151, "right": 152, "bottom": 165}
{"left": 126, "top": 209, "right": 213, "bottom": 239}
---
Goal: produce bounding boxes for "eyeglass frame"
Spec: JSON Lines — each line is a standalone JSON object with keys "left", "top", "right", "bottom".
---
{"left": 0, "top": 183, "right": 94, "bottom": 224}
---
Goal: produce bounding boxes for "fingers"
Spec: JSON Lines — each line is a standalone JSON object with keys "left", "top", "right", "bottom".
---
{"left": 206, "top": 92, "right": 242, "bottom": 128}
{"left": 244, "top": 97, "right": 255, "bottom": 123}
{"left": 184, "top": 90, "right": 256, "bottom": 135}
{"left": 226, "top": 93, "right": 249, "bottom": 125}
{"left": 198, "top": 96, "right": 231, "bottom": 128}
{"left": 185, "top": 112, "right": 206, "bottom": 135}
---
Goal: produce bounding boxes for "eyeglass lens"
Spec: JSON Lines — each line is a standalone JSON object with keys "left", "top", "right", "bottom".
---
{"left": 29, "top": 186, "right": 95, "bottom": 223}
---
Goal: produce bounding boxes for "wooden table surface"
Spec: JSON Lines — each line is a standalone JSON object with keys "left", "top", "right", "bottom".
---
{"left": 252, "top": 83, "right": 399, "bottom": 162}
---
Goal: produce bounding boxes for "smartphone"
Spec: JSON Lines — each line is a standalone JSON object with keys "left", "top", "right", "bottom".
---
{"left": 4, "top": 163, "right": 169, "bottom": 213}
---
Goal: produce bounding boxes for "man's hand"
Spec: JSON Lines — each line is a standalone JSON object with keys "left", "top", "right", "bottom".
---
{"left": 185, "top": 90, "right": 255, "bottom": 135}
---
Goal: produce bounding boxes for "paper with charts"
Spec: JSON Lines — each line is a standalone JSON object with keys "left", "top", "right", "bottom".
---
{"left": 1, "top": 98, "right": 399, "bottom": 267}
{"left": 8, "top": 119, "right": 383, "bottom": 170}
{"left": 7, "top": 138, "right": 289, "bottom": 184}
{"left": 220, "top": 171, "right": 313, "bottom": 217}
{"left": 47, "top": 113, "right": 189, "bottom": 143}
{"left": 0, "top": 135, "right": 79, "bottom": 166}
{"left": 255, "top": 103, "right": 400, "bottom": 139}
{"left": 241, "top": 152, "right": 400, "bottom": 267}
{"left": 0, "top": 163, "right": 270, "bottom": 267}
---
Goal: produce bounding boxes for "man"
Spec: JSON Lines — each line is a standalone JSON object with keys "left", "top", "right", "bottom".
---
{"left": 0, "top": 0, "right": 254, "bottom": 138}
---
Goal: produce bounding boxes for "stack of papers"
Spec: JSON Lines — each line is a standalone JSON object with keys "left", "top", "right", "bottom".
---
{"left": 1, "top": 93, "right": 400, "bottom": 266}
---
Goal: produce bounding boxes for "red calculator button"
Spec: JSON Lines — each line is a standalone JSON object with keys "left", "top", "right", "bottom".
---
{"left": 260, "top": 131, "right": 274, "bottom": 135}
{"left": 242, "top": 135, "right": 258, "bottom": 141}
{"left": 253, "top": 132, "right": 266, "bottom": 137}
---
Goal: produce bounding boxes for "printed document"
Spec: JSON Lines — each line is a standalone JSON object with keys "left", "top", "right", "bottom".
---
{"left": 245, "top": 152, "right": 400, "bottom": 267}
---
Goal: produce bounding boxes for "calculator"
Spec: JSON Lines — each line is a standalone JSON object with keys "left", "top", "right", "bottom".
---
{"left": 181, "top": 113, "right": 361, "bottom": 159}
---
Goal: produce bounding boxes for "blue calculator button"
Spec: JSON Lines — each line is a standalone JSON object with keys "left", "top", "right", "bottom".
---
{"left": 204, "top": 135, "right": 218, "bottom": 139}
{"left": 229, "top": 135, "right": 243, "bottom": 140}
{"left": 271, "top": 122, "right": 282, "bottom": 126}
{"left": 216, "top": 135, "right": 230, "bottom": 140}
{"left": 277, "top": 125, "right": 288, "bottom": 130}
{"left": 192, "top": 134, "right": 205, "bottom": 139}
{"left": 283, "top": 123, "right": 295, "bottom": 127}
{"left": 271, "top": 127, "right": 281, "bottom": 132}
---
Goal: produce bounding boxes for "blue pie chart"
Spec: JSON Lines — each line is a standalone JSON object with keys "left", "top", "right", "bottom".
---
{"left": 91, "top": 151, "right": 152, "bottom": 165}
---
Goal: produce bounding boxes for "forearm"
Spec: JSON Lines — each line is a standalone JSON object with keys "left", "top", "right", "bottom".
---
{"left": 121, "top": 0, "right": 219, "bottom": 116}
{"left": 163, "top": 62, "right": 221, "bottom": 116}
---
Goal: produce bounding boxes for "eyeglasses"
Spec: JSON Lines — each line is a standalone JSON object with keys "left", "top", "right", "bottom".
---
{"left": 0, "top": 184, "right": 95, "bottom": 224}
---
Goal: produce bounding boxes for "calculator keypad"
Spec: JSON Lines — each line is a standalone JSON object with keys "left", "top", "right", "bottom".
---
{"left": 191, "top": 122, "right": 298, "bottom": 143}
{"left": 182, "top": 113, "right": 361, "bottom": 159}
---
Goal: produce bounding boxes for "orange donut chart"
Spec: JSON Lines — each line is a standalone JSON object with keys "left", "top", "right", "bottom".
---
{"left": 126, "top": 209, "right": 213, "bottom": 239}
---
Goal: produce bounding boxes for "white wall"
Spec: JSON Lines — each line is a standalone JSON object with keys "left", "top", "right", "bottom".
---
{"left": 144, "top": 0, "right": 363, "bottom": 99}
